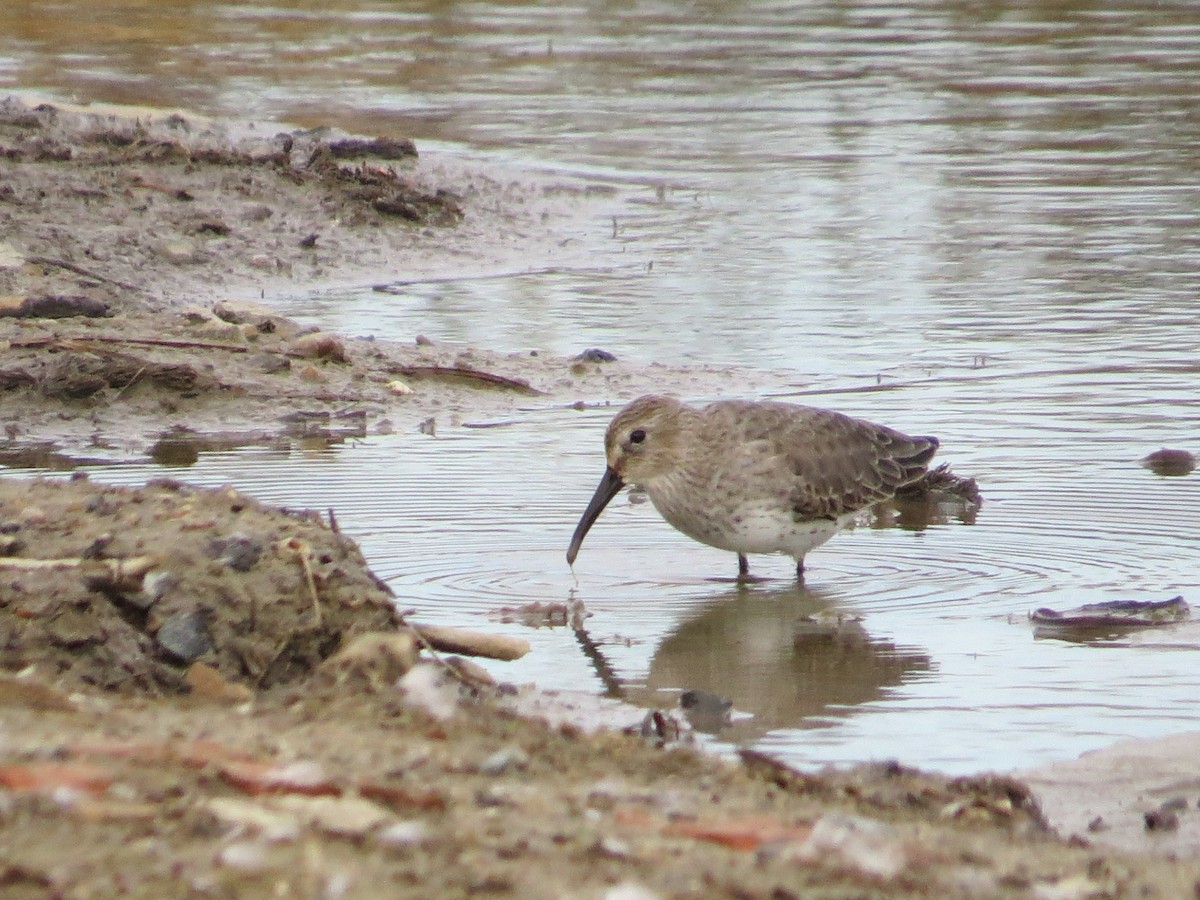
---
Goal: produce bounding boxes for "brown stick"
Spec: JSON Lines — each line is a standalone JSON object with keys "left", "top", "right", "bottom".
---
{"left": 408, "top": 624, "right": 530, "bottom": 661}
{"left": 9, "top": 335, "right": 251, "bottom": 354}
{"left": 26, "top": 255, "right": 139, "bottom": 291}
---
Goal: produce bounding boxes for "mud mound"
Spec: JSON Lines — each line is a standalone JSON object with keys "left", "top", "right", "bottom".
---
{"left": 0, "top": 95, "right": 464, "bottom": 316}
{"left": 0, "top": 476, "right": 400, "bottom": 693}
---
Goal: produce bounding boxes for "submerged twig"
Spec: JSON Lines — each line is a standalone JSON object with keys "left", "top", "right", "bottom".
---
{"left": 392, "top": 365, "right": 542, "bottom": 394}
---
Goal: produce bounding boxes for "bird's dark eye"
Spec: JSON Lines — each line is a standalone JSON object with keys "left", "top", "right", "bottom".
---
{"left": 629, "top": 428, "right": 646, "bottom": 445}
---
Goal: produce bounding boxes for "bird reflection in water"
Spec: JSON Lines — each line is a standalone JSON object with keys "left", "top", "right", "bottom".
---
{"left": 611, "top": 584, "right": 933, "bottom": 741}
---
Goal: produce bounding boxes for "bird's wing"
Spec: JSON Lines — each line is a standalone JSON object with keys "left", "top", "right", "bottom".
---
{"left": 703, "top": 402, "right": 936, "bottom": 521}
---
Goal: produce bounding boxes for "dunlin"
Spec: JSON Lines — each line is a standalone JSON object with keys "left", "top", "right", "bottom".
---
{"left": 566, "top": 395, "right": 939, "bottom": 580}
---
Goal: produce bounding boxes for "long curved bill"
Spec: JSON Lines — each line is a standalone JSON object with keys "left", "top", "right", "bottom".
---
{"left": 566, "top": 466, "right": 625, "bottom": 566}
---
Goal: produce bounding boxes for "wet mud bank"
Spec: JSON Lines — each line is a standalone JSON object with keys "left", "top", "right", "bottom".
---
{"left": 0, "top": 95, "right": 752, "bottom": 458}
{"left": 3, "top": 96, "right": 1200, "bottom": 897}
{"left": 3, "top": 473, "right": 1198, "bottom": 898}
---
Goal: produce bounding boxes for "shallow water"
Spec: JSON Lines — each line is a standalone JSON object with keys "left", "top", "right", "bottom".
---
{"left": 3, "top": 1, "right": 1200, "bottom": 773}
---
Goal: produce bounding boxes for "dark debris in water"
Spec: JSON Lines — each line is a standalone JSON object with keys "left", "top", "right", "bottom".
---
{"left": 574, "top": 348, "right": 617, "bottom": 363}
{"left": 1030, "top": 596, "right": 1189, "bottom": 641}
{"left": 1140, "top": 448, "right": 1196, "bottom": 477}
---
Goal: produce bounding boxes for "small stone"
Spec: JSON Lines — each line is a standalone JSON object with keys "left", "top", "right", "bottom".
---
{"left": 1144, "top": 808, "right": 1179, "bottom": 831}
{"left": 274, "top": 794, "right": 394, "bottom": 838}
{"left": 217, "top": 840, "right": 271, "bottom": 872}
{"left": 213, "top": 300, "right": 281, "bottom": 330}
{"left": 591, "top": 836, "right": 634, "bottom": 860}
{"left": 478, "top": 747, "right": 530, "bottom": 776}
{"left": 129, "top": 569, "right": 174, "bottom": 610}
{"left": 415, "top": 334, "right": 433, "bottom": 346}
{"left": 386, "top": 379, "right": 414, "bottom": 395}
{"left": 291, "top": 332, "right": 348, "bottom": 363}
{"left": 206, "top": 533, "right": 264, "bottom": 572}
{"left": 375, "top": 820, "right": 429, "bottom": 849}
{"left": 155, "top": 611, "right": 214, "bottom": 664}
{"left": 158, "top": 240, "right": 201, "bottom": 264}
{"left": 243, "top": 204, "right": 273, "bottom": 222}
{"left": 186, "top": 662, "right": 253, "bottom": 704}
{"left": 575, "top": 348, "right": 617, "bottom": 363}
{"left": 1140, "top": 448, "right": 1196, "bottom": 477}
{"left": 250, "top": 353, "right": 291, "bottom": 374}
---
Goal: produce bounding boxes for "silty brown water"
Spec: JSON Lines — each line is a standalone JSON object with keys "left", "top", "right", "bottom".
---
{"left": 1, "top": 0, "right": 1198, "bottom": 773}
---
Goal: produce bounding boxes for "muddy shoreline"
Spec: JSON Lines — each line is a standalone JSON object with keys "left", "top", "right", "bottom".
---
{"left": 3, "top": 96, "right": 1200, "bottom": 897}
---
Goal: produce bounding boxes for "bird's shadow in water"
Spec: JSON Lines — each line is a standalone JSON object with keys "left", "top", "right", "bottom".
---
{"left": 572, "top": 580, "right": 933, "bottom": 743}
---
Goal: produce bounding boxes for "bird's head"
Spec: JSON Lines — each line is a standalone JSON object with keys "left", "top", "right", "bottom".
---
{"left": 566, "top": 395, "right": 692, "bottom": 566}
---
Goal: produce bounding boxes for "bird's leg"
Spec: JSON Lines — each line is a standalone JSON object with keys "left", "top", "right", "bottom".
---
{"left": 737, "top": 553, "right": 749, "bottom": 581}
{"left": 795, "top": 557, "right": 805, "bottom": 582}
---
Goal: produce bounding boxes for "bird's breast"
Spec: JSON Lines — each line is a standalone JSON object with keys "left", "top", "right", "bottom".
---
{"left": 645, "top": 475, "right": 846, "bottom": 556}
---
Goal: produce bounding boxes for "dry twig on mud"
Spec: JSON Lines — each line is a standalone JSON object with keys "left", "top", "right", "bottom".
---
{"left": 25, "top": 255, "right": 139, "bottom": 291}
{"left": 10, "top": 335, "right": 252, "bottom": 354}
{"left": 0, "top": 555, "right": 158, "bottom": 592}
{"left": 282, "top": 538, "right": 323, "bottom": 627}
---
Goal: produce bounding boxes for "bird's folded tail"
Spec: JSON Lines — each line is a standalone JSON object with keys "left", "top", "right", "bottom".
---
{"left": 897, "top": 435, "right": 940, "bottom": 484}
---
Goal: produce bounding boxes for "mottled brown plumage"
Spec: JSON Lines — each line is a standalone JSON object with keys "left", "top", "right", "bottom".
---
{"left": 567, "top": 395, "right": 939, "bottom": 579}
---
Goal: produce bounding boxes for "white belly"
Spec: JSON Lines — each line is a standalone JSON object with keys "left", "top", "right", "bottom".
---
{"left": 650, "top": 491, "right": 858, "bottom": 559}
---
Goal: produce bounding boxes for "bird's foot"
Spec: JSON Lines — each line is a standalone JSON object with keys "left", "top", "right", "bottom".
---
{"left": 725, "top": 553, "right": 769, "bottom": 585}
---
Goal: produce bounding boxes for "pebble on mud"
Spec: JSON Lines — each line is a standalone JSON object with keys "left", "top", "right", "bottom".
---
{"left": 1143, "top": 808, "right": 1180, "bottom": 832}
{"left": 212, "top": 300, "right": 287, "bottom": 333}
{"left": 291, "top": 332, "right": 349, "bottom": 363}
{"left": 375, "top": 820, "right": 430, "bottom": 850}
{"left": 158, "top": 240, "right": 202, "bottom": 265}
{"left": 155, "top": 610, "right": 215, "bottom": 664}
{"left": 216, "top": 840, "right": 273, "bottom": 872}
{"left": 206, "top": 533, "right": 264, "bottom": 572}
{"left": 478, "top": 747, "right": 530, "bottom": 776}
{"left": 274, "top": 794, "right": 396, "bottom": 839}
{"left": 185, "top": 662, "right": 253, "bottom": 704}
{"left": 574, "top": 348, "right": 617, "bottom": 363}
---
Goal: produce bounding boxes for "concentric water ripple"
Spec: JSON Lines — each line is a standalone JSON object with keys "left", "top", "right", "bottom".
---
{"left": 6, "top": 369, "right": 1196, "bottom": 774}
{"left": 4, "top": 0, "right": 1200, "bottom": 772}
